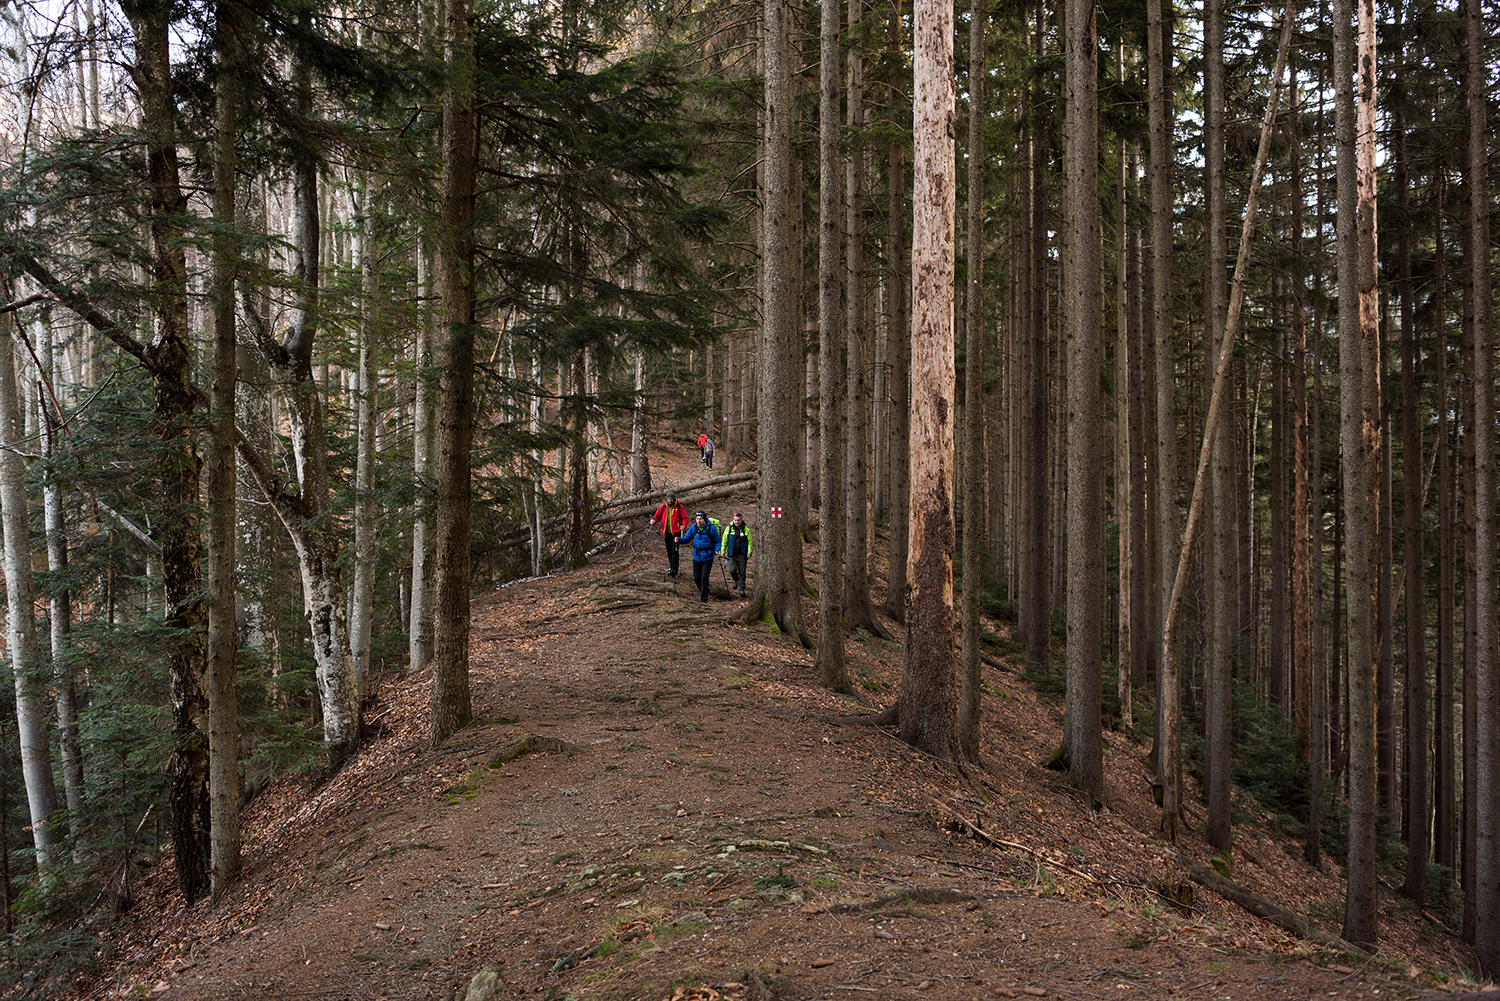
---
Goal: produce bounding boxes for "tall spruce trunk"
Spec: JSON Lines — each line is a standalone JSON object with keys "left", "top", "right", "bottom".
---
{"left": 1337, "top": 0, "right": 1381, "bottom": 947}
{"left": 958, "top": 0, "right": 987, "bottom": 761}
{"left": 1433, "top": 180, "right": 1455, "bottom": 875}
{"left": 1063, "top": 0, "right": 1104, "bottom": 802}
{"left": 1149, "top": 0, "right": 1181, "bottom": 841}
{"left": 814, "top": 0, "right": 849, "bottom": 691}
{"left": 1396, "top": 110, "right": 1428, "bottom": 906}
{"left": 742, "top": 0, "right": 810, "bottom": 646}
{"left": 122, "top": 0, "right": 209, "bottom": 899}
{"left": 1466, "top": 0, "right": 1499, "bottom": 973}
{"left": 430, "top": 0, "right": 478, "bottom": 745}
{"left": 1203, "top": 0, "right": 1232, "bottom": 853}
{"left": 843, "top": 0, "right": 879, "bottom": 634}
{"left": 881, "top": 88, "right": 911, "bottom": 624}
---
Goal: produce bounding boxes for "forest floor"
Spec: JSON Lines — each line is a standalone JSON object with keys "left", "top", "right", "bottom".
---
{"left": 62, "top": 439, "right": 1494, "bottom": 1001}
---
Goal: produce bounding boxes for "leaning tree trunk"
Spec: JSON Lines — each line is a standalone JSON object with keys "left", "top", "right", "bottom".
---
{"left": 238, "top": 79, "right": 361, "bottom": 767}
{"left": 1159, "top": 0, "right": 1294, "bottom": 854}
{"left": 237, "top": 178, "right": 284, "bottom": 707}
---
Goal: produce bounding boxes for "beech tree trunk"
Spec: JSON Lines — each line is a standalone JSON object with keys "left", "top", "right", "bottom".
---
{"left": 0, "top": 313, "right": 60, "bottom": 870}
{"left": 351, "top": 186, "right": 380, "bottom": 700}
{"left": 208, "top": 0, "right": 241, "bottom": 894}
{"left": 410, "top": 246, "right": 435, "bottom": 672}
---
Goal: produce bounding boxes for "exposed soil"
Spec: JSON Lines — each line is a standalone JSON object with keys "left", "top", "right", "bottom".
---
{"left": 65, "top": 442, "right": 1493, "bottom": 1001}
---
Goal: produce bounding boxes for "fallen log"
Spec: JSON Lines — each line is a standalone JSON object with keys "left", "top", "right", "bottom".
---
{"left": 594, "top": 470, "right": 757, "bottom": 512}
{"left": 1177, "top": 853, "right": 1365, "bottom": 955}
{"left": 497, "top": 477, "right": 758, "bottom": 548}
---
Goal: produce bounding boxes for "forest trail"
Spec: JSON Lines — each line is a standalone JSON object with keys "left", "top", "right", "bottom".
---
{"left": 66, "top": 442, "right": 1485, "bottom": 1001}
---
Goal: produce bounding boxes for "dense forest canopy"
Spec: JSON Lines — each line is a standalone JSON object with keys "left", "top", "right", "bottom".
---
{"left": 0, "top": 0, "right": 1497, "bottom": 990}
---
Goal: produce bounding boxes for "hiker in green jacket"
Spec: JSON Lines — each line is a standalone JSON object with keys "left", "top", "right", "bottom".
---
{"left": 719, "top": 511, "right": 752, "bottom": 597}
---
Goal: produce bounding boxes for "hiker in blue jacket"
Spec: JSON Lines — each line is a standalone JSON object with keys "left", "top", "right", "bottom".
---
{"left": 679, "top": 511, "right": 722, "bottom": 603}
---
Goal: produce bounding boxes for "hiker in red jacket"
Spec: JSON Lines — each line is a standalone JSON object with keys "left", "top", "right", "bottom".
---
{"left": 649, "top": 493, "right": 690, "bottom": 577}
{"left": 697, "top": 432, "right": 708, "bottom": 461}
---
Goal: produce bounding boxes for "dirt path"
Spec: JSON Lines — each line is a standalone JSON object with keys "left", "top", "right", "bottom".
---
{"left": 69, "top": 444, "right": 1483, "bottom": 1001}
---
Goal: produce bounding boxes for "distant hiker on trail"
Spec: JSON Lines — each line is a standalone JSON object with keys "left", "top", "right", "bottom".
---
{"left": 697, "top": 432, "right": 708, "bottom": 461}
{"left": 703, "top": 437, "right": 715, "bottom": 469}
{"left": 719, "top": 511, "right": 751, "bottom": 597}
{"left": 679, "top": 511, "right": 722, "bottom": 603}
{"left": 649, "top": 493, "right": 689, "bottom": 577}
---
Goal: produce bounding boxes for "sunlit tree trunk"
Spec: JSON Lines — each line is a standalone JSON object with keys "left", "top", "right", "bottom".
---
{"left": 0, "top": 313, "right": 60, "bottom": 870}
{"left": 894, "top": 0, "right": 958, "bottom": 760}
